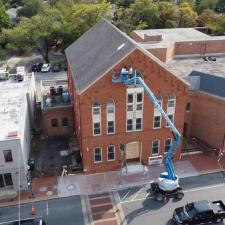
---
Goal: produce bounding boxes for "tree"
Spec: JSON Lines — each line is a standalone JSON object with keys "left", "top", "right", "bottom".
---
{"left": 129, "top": 0, "right": 160, "bottom": 29}
{"left": 177, "top": 2, "right": 197, "bottom": 27}
{"left": 195, "top": 0, "right": 216, "bottom": 14}
{"left": 207, "top": 15, "right": 225, "bottom": 35}
{"left": 17, "top": 0, "right": 44, "bottom": 18}
{"left": 62, "top": 1, "right": 111, "bottom": 48}
{"left": 1, "top": 7, "right": 64, "bottom": 62}
{"left": 108, "top": 0, "right": 134, "bottom": 8}
{"left": 198, "top": 9, "right": 218, "bottom": 27}
{"left": 0, "top": 1, "right": 10, "bottom": 31}
{"left": 215, "top": 0, "right": 225, "bottom": 14}
{"left": 157, "top": 1, "right": 177, "bottom": 28}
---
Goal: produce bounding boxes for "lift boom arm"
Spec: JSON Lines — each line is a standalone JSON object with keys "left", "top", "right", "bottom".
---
{"left": 112, "top": 71, "right": 181, "bottom": 181}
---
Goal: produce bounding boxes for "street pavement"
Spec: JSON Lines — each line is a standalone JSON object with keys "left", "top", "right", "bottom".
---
{"left": 0, "top": 196, "right": 84, "bottom": 225}
{"left": 118, "top": 172, "right": 225, "bottom": 225}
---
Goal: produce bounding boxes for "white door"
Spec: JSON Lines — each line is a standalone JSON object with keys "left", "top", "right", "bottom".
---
{"left": 126, "top": 142, "right": 140, "bottom": 160}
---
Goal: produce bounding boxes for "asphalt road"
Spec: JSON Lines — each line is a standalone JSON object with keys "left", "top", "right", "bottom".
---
{"left": 0, "top": 196, "right": 84, "bottom": 225}
{"left": 119, "top": 172, "right": 225, "bottom": 225}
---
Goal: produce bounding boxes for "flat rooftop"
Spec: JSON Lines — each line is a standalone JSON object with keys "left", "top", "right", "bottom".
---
{"left": 167, "top": 55, "right": 225, "bottom": 99}
{"left": 134, "top": 28, "right": 225, "bottom": 49}
{"left": 167, "top": 55, "right": 225, "bottom": 78}
{"left": 41, "top": 79, "right": 71, "bottom": 109}
{"left": 0, "top": 73, "right": 32, "bottom": 141}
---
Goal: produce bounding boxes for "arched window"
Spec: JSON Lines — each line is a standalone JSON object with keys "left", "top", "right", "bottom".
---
{"left": 168, "top": 93, "right": 176, "bottom": 108}
{"left": 153, "top": 94, "right": 162, "bottom": 129}
{"left": 92, "top": 101, "right": 101, "bottom": 136}
{"left": 155, "top": 94, "right": 163, "bottom": 108}
{"left": 166, "top": 93, "right": 176, "bottom": 127}
{"left": 92, "top": 101, "right": 101, "bottom": 115}
{"left": 107, "top": 99, "right": 115, "bottom": 134}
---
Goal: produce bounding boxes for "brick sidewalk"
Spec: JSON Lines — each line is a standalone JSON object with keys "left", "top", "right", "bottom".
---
{"left": 0, "top": 153, "right": 224, "bottom": 208}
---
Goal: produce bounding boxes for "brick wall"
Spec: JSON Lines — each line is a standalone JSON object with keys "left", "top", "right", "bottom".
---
{"left": 42, "top": 107, "right": 74, "bottom": 136}
{"left": 70, "top": 49, "right": 187, "bottom": 173}
{"left": 185, "top": 91, "right": 225, "bottom": 149}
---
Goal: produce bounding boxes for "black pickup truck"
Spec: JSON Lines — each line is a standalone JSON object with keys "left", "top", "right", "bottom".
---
{"left": 173, "top": 200, "right": 225, "bottom": 225}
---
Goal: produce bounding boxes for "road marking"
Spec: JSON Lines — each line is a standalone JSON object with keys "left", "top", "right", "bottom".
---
{"left": 120, "top": 183, "right": 225, "bottom": 204}
{"left": 121, "top": 190, "right": 132, "bottom": 201}
{"left": 0, "top": 217, "right": 37, "bottom": 224}
{"left": 131, "top": 187, "right": 144, "bottom": 201}
{"left": 46, "top": 201, "right": 49, "bottom": 215}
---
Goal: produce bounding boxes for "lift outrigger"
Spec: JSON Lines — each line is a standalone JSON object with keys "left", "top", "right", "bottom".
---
{"left": 112, "top": 68, "right": 184, "bottom": 201}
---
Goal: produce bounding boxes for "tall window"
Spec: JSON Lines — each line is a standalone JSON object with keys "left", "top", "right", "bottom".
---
{"left": 51, "top": 118, "right": 58, "bottom": 127}
{"left": 126, "top": 88, "right": 144, "bottom": 132}
{"left": 107, "top": 145, "right": 115, "bottom": 161}
{"left": 153, "top": 95, "right": 162, "bottom": 129}
{"left": 92, "top": 101, "right": 101, "bottom": 136}
{"left": 94, "top": 147, "right": 102, "bottom": 163}
{"left": 186, "top": 102, "right": 191, "bottom": 112}
{"left": 152, "top": 140, "right": 160, "bottom": 155}
{"left": 3, "top": 150, "right": 13, "bottom": 162}
{"left": 107, "top": 100, "right": 115, "bottom": 134}
{"left": 167, "top": 93, "right": 176, "bottom": 128}
{"left": 164, "top": 139, "right": 172, "bottom": 153}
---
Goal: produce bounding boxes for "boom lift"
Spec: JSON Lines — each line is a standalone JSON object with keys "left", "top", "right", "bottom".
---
{"left": 112, "top": 68, "right": 184, "bottom": 201}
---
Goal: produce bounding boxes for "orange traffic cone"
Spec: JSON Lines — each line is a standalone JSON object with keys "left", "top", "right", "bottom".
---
{"left": 31, "top": 206, "right": 36, "bottom": 216}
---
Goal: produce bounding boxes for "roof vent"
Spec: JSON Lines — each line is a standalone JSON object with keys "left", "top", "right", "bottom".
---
{"left": 117, "top": 43, "right": 125, "bottom": 51}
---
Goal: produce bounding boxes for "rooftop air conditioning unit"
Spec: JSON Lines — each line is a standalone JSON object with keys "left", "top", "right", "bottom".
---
{"left": 149, "top": 155, "right": 163, "bottom": 165}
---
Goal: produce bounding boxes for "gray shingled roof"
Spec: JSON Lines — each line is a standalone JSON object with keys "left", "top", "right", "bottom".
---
{"left": 187, "top": 71, "right": 225, "bottom": 98}
{"left": 65, "top": 19, "right": 136, "bottom": 94}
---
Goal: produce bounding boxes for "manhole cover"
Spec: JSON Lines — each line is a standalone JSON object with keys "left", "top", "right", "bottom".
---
{"left": 46, "top": 191, "right": 53, "bottom": 196}
{"left": 67, "top": 184, "right": 75, "bottom": 191}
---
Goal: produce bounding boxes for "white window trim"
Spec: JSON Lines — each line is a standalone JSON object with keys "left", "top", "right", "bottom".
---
{"left": 152, "top": 139, "right": 160, "bottom": 156}
{"left": 164, "top": 138, "right": 172, "bottom": 153}
{"left": 93, "top": 122, "right": 102, "bottom": 136}
{"left": 166, "top": 114, "right": 174, "bottom": 128}
{"left": 107, "top": 120, "right": 115, "bottom": 135}
{"left": 94, "top": 147, "right": 102, "bottom": 164}
{"left": 153, "top": 115, "right": 161, "bottom": 129}
{"left": 107, "top": 100, "right": 115, "bottom": 135}
{"left": 107, "top": 145, "right": 115, "bottom": 161}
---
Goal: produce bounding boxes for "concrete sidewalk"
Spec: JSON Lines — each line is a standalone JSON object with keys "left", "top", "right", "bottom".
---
{"left": 57, "top": 160, "right": 198, "bottom": 197}
{"left": 0, "top": 152, "right": 224, "bottom": 207}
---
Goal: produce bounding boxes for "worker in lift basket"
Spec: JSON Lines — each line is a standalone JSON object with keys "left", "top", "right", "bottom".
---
{"left": 121, "top": 66, "right": 128, "bottom": 80}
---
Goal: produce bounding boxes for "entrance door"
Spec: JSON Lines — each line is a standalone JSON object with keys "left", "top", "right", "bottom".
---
{"left": 0, "top": 173, "right": 13, "bottom": 188}
{"left": 126, "top": 141, "right": 140, "bottom": 161}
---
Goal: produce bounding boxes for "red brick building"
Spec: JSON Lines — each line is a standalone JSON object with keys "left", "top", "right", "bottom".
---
{"left": 133, "top": 27, "right": 225, "bottom": 153}
{"left": 65, "top": 20, "right": 188, "bottom": 173}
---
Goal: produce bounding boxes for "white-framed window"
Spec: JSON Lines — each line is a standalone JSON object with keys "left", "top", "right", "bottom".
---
{"left": 107, "top": 99, "right": 115, "bottom": 134}
{"left": 153, "top": 116, "right": 161, "bottom": 129}
{"left": 167, "top": 93, "right": 176, "bottom": 128}
{"left": 93, "top": 122, "right": 101, "bottom": 135}
{"left": 164, "top": 138, "right": 172, "bottom": 153}
{"left": 92, "top": 101, "right": 101, "bottom": 136}
{"left": 126, "top": 87, "right": 144, "bottom": 132}
{"left": 107, "top": 145, "right": 115, "bottom": 161}
{"left": 94, "top": 147, "right": 102, "bottom": 163}
{"left": 153, "top": 94, "right": 162, "bottom": 129}
{"left": 152, "top": 139, "right": 160, "bottom": 155}
{"left": 166, "top": 114, "right": 174, "bottom": 127}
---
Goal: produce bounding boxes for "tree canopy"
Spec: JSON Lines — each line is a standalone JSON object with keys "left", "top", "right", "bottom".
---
{"left": 0, "top": 1, "right": 10, "bottom": 31}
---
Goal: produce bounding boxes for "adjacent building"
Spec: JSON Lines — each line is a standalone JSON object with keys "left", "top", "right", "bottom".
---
{"left": 0, "top": 68, "right": 35, "bottom": 195}
{"left": 65, "top": 19, "right": 188, "bottom": 173}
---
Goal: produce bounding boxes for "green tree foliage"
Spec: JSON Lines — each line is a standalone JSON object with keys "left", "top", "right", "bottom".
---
{"left": 177, "top": 2, "right": 197, "bottom": 27}
{"left": 0, "top": 0, "right": 10, "bottom": 30}
{"left": 17, "top": 0, "right": 44, "bottom": 18}
{"left": 195, "top": 0, "right": 216, "bottom": 14}
{"left": 157, "top": 1, "right": 177, "bottom": 28}
{"left": 207, "top": 15, "right": 225, "bottom": 35}
{"left": 109, "top": 0, "right": 134, "bottom": 7}
{"left": 62, "top": 1, "right": 111, "bottom": 47}
{"left": 198, "top": 9, "right": 218, "bottom": 27}
{"left": 1, "top": 7, "right": 64, "bottom": 62}
{"left": 215, "top": 0, "right": 225, "bottom": 14}
{"left": 129, "top": 0, "right": 160, "bottom": 29}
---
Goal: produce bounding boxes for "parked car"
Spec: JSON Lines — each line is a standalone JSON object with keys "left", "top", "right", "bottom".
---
{"left": 52, "top": 63, "right": 61, "bottom": 72}
{"left": 32, "top": 63, "right": 43, "bottom": 72}
{"left": 173, "top": 200, "right": 225, "bottom": 225}
{"left": 41, "top": 63, "right": 51, "bottom": 73}
{"left": 10, "top": 217, "right": 46, "bottom": 225}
